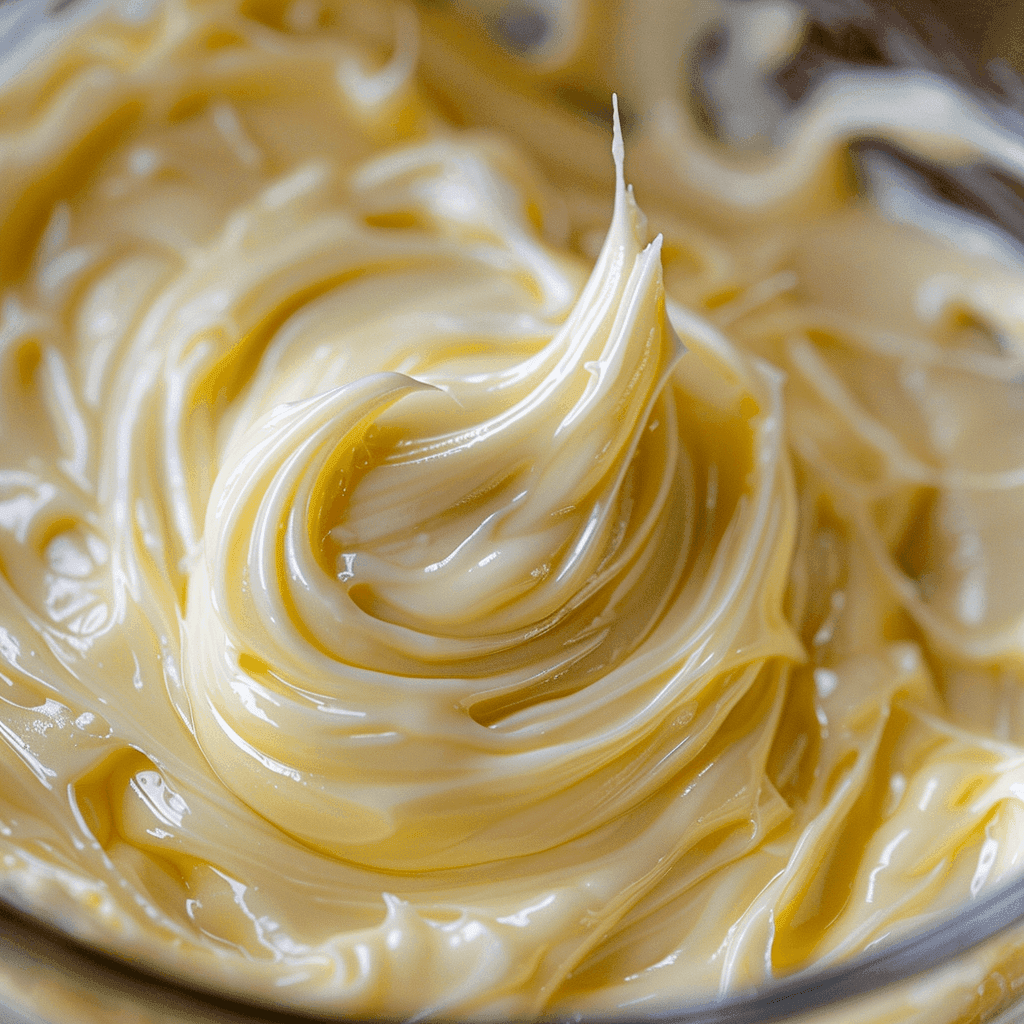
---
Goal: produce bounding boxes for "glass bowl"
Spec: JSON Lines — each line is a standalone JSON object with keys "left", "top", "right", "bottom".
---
{"left": 3, "top": 1, "right": 1024, "bottom": 1022}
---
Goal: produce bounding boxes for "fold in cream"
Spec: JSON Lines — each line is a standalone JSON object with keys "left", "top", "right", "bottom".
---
{"left": 2, "top": 1, "right": 1024, "bottom": 1020}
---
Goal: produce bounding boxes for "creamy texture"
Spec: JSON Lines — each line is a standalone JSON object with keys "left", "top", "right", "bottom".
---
{"left": 3, "top": 0, "right": 1024, "bottom": 1020}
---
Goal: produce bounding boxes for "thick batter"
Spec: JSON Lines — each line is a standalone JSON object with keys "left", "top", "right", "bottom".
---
{"left": 2, "top": 0, "right": 1024, "bottom": 1019}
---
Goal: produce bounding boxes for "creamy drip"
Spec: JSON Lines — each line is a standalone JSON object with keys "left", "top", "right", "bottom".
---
{"left": 2, "top": 1, "right": 1024, "bottom": 1021}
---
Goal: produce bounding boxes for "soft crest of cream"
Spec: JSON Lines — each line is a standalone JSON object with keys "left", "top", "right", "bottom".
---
{"left": 179, "top": 100, "right": 789, "bottom": 874}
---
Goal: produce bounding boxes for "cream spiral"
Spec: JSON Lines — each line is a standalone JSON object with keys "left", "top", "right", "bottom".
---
{"left": 175, "top": 106, "right": 796, "bottom": 870}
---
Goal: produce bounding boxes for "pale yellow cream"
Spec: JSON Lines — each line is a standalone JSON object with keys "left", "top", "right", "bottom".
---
{"left": 3, "top": 0, "right": 1024, "bottom": 1020}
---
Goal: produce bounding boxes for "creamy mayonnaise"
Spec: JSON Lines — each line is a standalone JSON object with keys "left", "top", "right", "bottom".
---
{"left": 2, "top": 0, "right": 1024, "bottom": 1020}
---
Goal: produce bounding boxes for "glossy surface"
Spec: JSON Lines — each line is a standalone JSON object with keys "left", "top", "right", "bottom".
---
{"left": 2, "top": 1, "right": 1024, "bottom": 1020}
